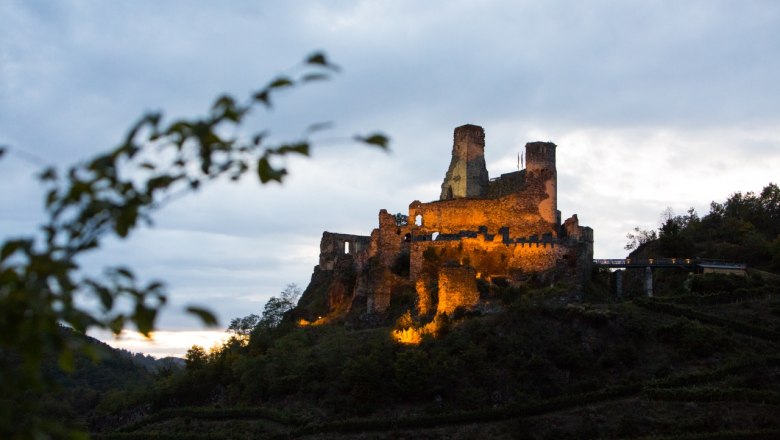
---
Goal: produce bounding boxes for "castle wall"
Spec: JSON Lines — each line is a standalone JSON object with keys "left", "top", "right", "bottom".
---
{"left": 318, "top": 232, "right": 371, "bottom": 271}
{"left": 301, "top": 125, "right": 592, "bottom": 321}
{"left": 409, "top": 236, "right": 587, "bottom": 283}
{"left": 409, "top": 183, "right": 556, "bottom": 240}
{"left": 437, "top": 266, "right": 480, "bottom": 315}
{"left": 487, "top": 170, "right": 525, "bottom": 198}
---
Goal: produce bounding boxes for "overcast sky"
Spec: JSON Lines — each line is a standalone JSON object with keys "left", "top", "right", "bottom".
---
{"left": 2, "top": 1, "right": 780, "bottom": 356}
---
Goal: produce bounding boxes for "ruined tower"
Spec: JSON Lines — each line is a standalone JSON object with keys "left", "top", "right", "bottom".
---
{"left": 439, "top": 124, "right": 489, "bottom": 200}
{"left": 524, "top": 141, "right": 558, "bottom": 225}
{"left": 296, "top": 124, "right": 593, "bottom": 323}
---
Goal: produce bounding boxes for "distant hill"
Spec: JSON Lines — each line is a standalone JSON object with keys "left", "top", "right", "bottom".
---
{"left": 34, "top": 326, "right": 183, "bottom": 433}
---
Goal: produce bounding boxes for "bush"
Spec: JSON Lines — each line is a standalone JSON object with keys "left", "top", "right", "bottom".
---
{"left": 690, "top": 273, "right": 750, "bottom": 294}
{"left": 655, "top": 318, "right": 723, "bottom": 358}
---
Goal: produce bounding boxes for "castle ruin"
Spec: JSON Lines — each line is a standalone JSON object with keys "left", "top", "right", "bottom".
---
{"left": 296, "top": 124, "right": 593, "bottom": 323}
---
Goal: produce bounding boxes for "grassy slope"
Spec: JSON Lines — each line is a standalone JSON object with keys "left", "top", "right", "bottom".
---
{"left": 96, "top": 276, "right": 780, "bottom": 439}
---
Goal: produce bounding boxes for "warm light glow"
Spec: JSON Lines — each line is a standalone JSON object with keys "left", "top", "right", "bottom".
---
{"left": 393, "top": 327, "right": 423, "bottom": 344}
{"left": 392, "top": 317, "right": 445, "bottom": 345}
{"left": 89, "top": 329, "right": 230, "bottom": 358}
{"left": 297, "top": 316, "right": 329, "bottom": 327}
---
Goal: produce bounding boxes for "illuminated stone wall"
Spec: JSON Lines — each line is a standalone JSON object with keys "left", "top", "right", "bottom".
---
{"left": 437, "top": 266, "right": 479, "bottom": 315}
{"left": 408, "top": 229, "right": 591, "bottom": 286}
{"left": 318, "top": 232, "right": 370, "bottom": 271}
{"left": 300, "top": 124, "right": 593, "bottom": 320}
{"left": 487, "top": 170, "right": 525, "bottom": 198}
{"left": 409, "top": 188, "right": 555, "bottom": 240}
{"left": 415, "top": 277, "right": 433, "bottom": 316}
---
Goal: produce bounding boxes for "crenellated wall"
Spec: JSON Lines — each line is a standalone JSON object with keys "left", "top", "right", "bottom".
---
{"left": 300, "top": 124, "right": 592, "bottom": 321}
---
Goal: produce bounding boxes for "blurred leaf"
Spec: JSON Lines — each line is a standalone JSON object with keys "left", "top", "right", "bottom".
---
{"left": 88, "top": 154, "right": 115, "bottom": 172}
{"left": 257, "top": 157, "right": 287, "bottom": 183}
{"left": 276, "top": 142, "right": 310, "bottom": 157}
{"left": 57, "top": 349, "right": 75, "bottom": 373}
{"left": 304, "top": 122, "right": 334, "bottom": 134}
{"left": 253, "top": 90, "right": 271, "bottom": 107}
{"left": 39, "top": 167, "right": 57, "bottom": 181}
{"left": 302, "top": 73, "right": 330, "bottom": 83}
{"left": 80, "top": 344, "right": 101, "bottom": 363}
{"left": 186, "top": 306, "right": 219, "bottom": 327}
{"left": 140, "top": 162, "right": 156, "bottom": 170}
{"left": 305, "top": 52, "right": 339, "bottom": 71}
{"left": 114, "top": 206, "right": 138, "bottom": 238}
{"left": 1, "top": 239, "right": 30, "bottom": 261}
{"left": 355, "top": 133, "right": 390, "bottom": 150}
{"left": 146, "top": 280, "right": 165, "bottom": 294}
{"left": 133, "top": 304, "right": 157, "bottom": 336}
{"left": 114, "top": 267, "right": 134, "bottom": 280}
{"left": 306, "top": 52, "right": 327, "bottom": 65}
{"left": 252, "top": 132, "right": 267, "bottom": 146}
{"left": 211, "top": 94, "right": 236, "bottom": 111}
{"left": 0, "top": 145, "right": 6, "bottom": 158}
{"left": 86, "top": 280, "right": 113, "bottom": 310}
{"left": 146, "top": 111, "right": 162, "bottom": 128}
{"left": 146, "top": 175, "right": 177, "bottom": 193}
{"left": 109, "top": 315, "right": 126, "bottom": 335}
{"left": 269, "top": 77, "right": 293, "bottom": 89}
{"left": 45, "top": 189, "right": 58, "bottom": 208}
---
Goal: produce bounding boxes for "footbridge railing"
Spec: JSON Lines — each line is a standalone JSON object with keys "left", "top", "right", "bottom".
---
{"left": 593, "top": 258, "right": 747, "bottom": 298}
{"left": 593, "top": 258, "right": 746, "bottom": 271}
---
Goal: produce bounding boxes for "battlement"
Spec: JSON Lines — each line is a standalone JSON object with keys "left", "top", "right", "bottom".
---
{"left": 525, "top": 141, "right": 556, "bottom": 173}
{"left": 300, "top": 124, "right": 592, "bottom": 322}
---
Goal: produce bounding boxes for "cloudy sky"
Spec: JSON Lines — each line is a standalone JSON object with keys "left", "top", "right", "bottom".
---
{"left": 2, "top": 1, "right": 779, "bottom": 356}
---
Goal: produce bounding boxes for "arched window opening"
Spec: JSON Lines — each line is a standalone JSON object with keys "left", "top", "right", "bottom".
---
{"left": 344, "top": 241, "right": 350, "bottom": 254}
{"left": 432, "top": 232, "right": 439, "bottom": 241}
{"left": 415, "top": 214, "right": 422, "bottom": 226}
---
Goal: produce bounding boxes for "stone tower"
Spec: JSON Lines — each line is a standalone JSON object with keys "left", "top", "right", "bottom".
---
{"left": 440, "top": 124, "right": 489, "bottom": 200}
{"left": 525, "top": 141, "right": 558, "bottom": 225}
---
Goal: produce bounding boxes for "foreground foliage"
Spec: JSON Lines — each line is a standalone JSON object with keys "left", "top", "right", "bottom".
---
{"left": 0, "top": 52, "right": 388, "bottom": 439}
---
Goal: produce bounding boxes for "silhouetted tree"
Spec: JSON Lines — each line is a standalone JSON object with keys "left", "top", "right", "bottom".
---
{"left": 260, "top": 283, "right": 302, "bottom": 328}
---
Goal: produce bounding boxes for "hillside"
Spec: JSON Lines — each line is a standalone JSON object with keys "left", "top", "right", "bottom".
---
{"left": 16, "top": 326, "right": 182, "bottom": 434}
{"left": 88, "top": 273, "right": 780, "bottom": 439}
{"left": 76, "top": 184, "right": 780, "bottom": 438}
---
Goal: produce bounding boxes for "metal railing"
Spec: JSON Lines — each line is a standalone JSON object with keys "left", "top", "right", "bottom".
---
{"left": 593, "top": 258, "right": 746, "bottom": 269}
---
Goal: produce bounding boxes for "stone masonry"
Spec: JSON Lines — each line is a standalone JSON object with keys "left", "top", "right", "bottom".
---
{"left": 295, "top": 124, "right": 593, "bottom": 322}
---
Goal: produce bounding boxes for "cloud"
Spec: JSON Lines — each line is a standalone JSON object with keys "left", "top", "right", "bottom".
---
{"left": 2, "top": 1, "right": 780, "bottom": 354}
